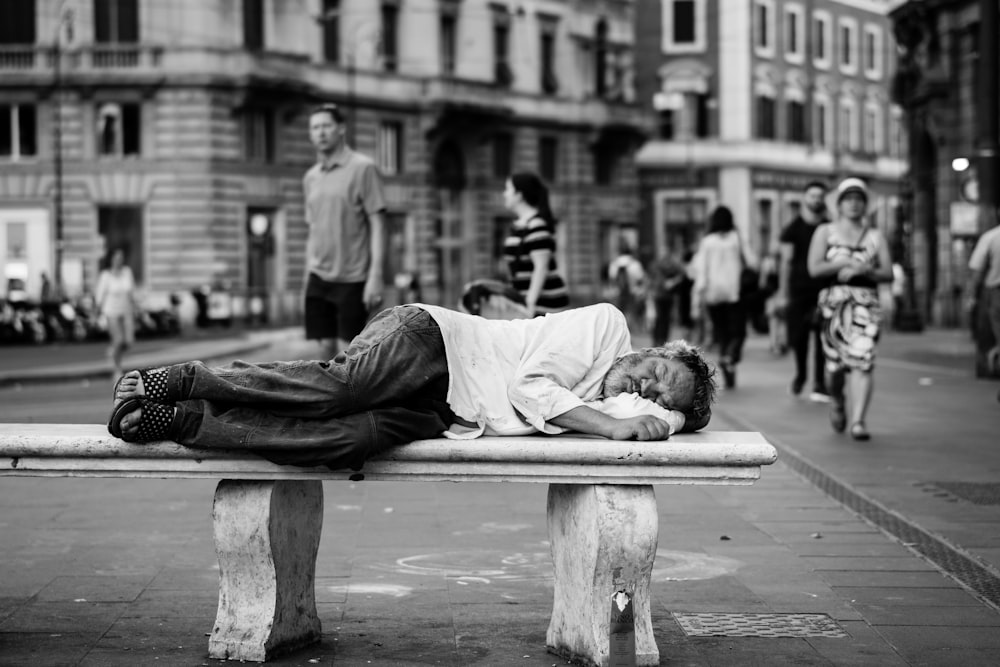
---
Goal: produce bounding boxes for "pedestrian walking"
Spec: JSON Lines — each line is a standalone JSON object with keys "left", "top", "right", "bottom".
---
{"left": 501, "top": 172, "right": 570, "bottom": 316}
{"left": 645, "top": 248, "right": 686, "bottom": 346}
{"left": 608, "top": 247, "right": 647, "bottom": 330}
{"left": 303, "top": 103, "right": 387, "bottom": 358}
{"left": 777, "top": 180, "right": 831, "bottom": 402}
{"left": 107, "top": 304, "right": 717, "bottom": 471}
{"left": 95, "top": 247, "right": 138, "bottom": 379}
{"left": 966, "top": 219, "right": 1000, "bottom": 380}
{"left": 807, "top": 178, "right": 893, "bottom": 440}
{"left": 759, "top": 251, "right": 786, "bottom": 355}
{"left": 692, "top": 206, "right": 752, "bottom": 389}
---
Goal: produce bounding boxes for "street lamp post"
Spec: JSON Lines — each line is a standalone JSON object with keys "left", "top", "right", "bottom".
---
{"left": 52, "top": 7, "right": 73, "bottom": 295}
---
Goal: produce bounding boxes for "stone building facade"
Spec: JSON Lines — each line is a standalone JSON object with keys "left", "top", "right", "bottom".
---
{"left": 633, "top": 0, "right": 906, "bottom": 265}
{"left": 0, "top": 0, "right": 647, "bottom": 321}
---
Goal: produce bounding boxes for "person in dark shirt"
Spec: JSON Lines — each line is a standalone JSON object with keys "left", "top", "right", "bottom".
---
{"left": 776, "top": 181, "right": 830, "bottom": 402}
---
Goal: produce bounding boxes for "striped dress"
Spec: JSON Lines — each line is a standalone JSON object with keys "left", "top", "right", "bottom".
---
{"left": 502, "top": 215, "right": 570, "bottom": 314}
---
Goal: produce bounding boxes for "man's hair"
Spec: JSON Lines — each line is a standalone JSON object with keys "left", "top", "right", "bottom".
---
{"left": 804, "top": 180, "right": 828, "bottom": 193}
{"left": 310, "top": 103, "right": 344, "bottom": 123}
{"left": 639, "top": 341, "right": 717, "bottom": 426}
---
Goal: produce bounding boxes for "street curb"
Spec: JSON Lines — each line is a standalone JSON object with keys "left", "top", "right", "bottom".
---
{"left": 0, "top": 340, "right": 274, "bottom": 389}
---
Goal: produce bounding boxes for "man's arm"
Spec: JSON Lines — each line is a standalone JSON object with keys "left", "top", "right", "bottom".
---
{"left": 364, "top": 210, "right": 386, "bottom": 308}
{"left": 548, "top": 404, "right": 673, "bottom": 441}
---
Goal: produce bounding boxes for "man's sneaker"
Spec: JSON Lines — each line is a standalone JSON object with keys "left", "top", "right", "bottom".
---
{"left": 789, "top": 378, "right": 805, "bottom": 396}
{"left": 809, "top": 390, "right": 831, "bottom": 403}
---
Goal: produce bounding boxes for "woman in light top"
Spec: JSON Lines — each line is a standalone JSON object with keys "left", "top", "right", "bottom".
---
{"left": 501, "top": 172, "right": 570, "bottom": 316}
{"left": 95, "top": 247, "right": 138, "bottom": 379}
{"left": 692, "top": 205, "right": 753, "bottom": 389}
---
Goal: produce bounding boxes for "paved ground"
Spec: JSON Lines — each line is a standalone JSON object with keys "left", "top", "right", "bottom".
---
{"left": 1, "top": 319, "right": 998, "bottom": 666}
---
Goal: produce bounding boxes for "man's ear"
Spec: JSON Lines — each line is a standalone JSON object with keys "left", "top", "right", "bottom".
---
{"left": 681, "top": 409, "right": 711, "bottom": 433}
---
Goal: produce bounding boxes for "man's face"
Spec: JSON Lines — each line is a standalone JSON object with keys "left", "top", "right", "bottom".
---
{"left": 603, "top": 355, "right": 696, "bottom": 413}
{"left": 803, "top": 186, "right": 827, "bottom": 214}
{"left": 309, "top": 111, "right": 344, "bottom": 153}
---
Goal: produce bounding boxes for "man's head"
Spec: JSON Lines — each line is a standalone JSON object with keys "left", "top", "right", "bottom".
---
{"left": 602, "top": 340, "right": 717, "bottom": 431}
{"left": 803, "top": 181, "right": 828, "bottom": 216}
{"left": 309, "top": 104, "right": 346, "bottom": 154}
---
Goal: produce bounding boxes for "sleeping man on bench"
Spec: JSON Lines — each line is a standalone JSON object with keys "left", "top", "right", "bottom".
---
{"left": 108, "top": 303, "right": 717, "bottom": 471}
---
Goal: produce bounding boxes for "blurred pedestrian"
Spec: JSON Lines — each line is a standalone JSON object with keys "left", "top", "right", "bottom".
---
{"left": 95, "top": 247, "right": 138, "bottom": 379}
{"left": 501, "top": 172, "right": 569, "bottom": 316}
{"left": 608, "top": 247, "right": 646, "bottom": 330}
{"left": 759, "top": 251, "right": 786, "bottom": 355}
{"left": 692, "top": 206, "right": 752, "bottom": 389}
{"left": 807, "top": 178, "right": 893, "bottom": 440}
{"left": 303, "top": 103, "right": 387, "bottom": 358}
{"left": 645, "top": 248, "right": 686, "bottom": 346}
{"left": 678, "top": 250, "right": 700, "bottom": 342}
{"left": 777, "top": 180, "right": 830, "bottom": 402}
{"left": 966, "top": 220, "right": 1000, "bottom": 376}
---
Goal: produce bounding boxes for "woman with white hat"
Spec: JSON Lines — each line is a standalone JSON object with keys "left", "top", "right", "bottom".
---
{"left": 806, "top": 178, "right": 894, "bottom": 440}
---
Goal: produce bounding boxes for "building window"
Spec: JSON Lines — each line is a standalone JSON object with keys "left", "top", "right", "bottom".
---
{"left": 755, "top": 95, "right": 776, "bottom": 139}
{"left": 440, "top": 11, "right": 456, "bottom": 76}
{"left": 594, "top": 144, "right": 617, "bottom": 185}
{"left": 321, "top": 0, "right": 339, "bottom": 64}
{"left": 787, "top": 99, "right": 806, "bottom": 143}
{"left": 864, "top": 104, "right": 883, "bottom": 154}
{"left": 492, "top": 132, "right": 512, "bottom": 178}
{"left": 753, "top": 0, "right": 775, "bottom": 58}
{"left": 97, "top": 102, "right": 141, "bottom": 157}
{"left": 0, "top": 104, "right": 37, "bottom": 160}
{"left": 0, "top": 0, "right": 36, "bottom": 46}
{"left": 784, "top": 4, "right": 804, "bottom": 64}
{"left": 242, "top": 108, "right": 274, "bottom": 163}
{"left": 539, "top": 136, "right": 558, "bottom": 182}
{"left": 863, "top": 24, "right": 882, "bottom": 79}
{"left": 814, "top": 98, "right": 829, "bottom": 148}
{"left": 98, "top": 206, "right": 144, "bottom": 282}
{"left": 661, "top": 0, "right": 706, "bottom": 53}
{"left": 242, "top": 0, "right": 264, "bottom": 51}
{"left": 839, "top": 100, "right": 858, "bottom": 152}
{"left": 839, "top": 17, "right": 858, "bottom": 74}
{"left": 95, "top": 0, "right": 139, "bottom": 43}
{"left": 657, "top": 108, "right": 675, "bottom": 140}
{"left": 493, "top": 9, "right": 513, "bottom": 87}
{"left": 813, "top": 11, "right": 831, "bottom": 69}
{"left": 889, "top": 106, "right": 904, "bottom": 158}
{"left": 539, "top": 19, "right": 559, "bottom": 94}
{"left": 594, "top": 19, "right": 608, "bottom": 97}
{"left": 381, "top": 3, "right": 398, "bottom": 72}
{"left": 376, "top": 121, "right": 403, "bottom": 175}
{"left": 695, "top": 93, "right": 711, "bottom": 137}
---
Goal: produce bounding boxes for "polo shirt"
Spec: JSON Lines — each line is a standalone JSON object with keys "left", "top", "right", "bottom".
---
{"left": 303, "top": 148, "right": 387, "bottom": 282}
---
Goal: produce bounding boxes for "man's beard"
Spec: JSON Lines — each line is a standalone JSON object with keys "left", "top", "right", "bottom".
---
{"left": 601, "top": 355, "right": 640, "bottom": 398}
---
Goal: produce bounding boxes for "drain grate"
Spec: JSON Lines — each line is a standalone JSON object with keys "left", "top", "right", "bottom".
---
{"left": 925, "top": 482, "right": 1000, "bottom": 506}
{"left": 674, "top": 612, "right": 848, "bottom": 638}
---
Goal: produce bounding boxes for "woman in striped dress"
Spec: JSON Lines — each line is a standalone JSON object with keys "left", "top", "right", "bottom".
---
{"left": 501, "top": 172, "right": 570, "bottom": 316}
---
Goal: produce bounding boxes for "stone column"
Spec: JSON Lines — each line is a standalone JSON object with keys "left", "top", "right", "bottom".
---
{"left": 546, "top": 484, "right": 660, "bottom": 667}
{"left": 209, "top": 479, "right": 324, "bottom": 662}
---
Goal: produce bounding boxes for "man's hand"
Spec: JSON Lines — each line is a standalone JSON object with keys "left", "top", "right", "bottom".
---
{"left": 363, "top": 274, "right": 384, "bottom": 310}
{"left": 607, "top": 415, "right": 673, "bottom": 441}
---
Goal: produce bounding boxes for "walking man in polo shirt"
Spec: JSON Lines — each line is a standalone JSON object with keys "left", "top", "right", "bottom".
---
{"left": 303, "top": 103, "right": 387, "bottom": 357}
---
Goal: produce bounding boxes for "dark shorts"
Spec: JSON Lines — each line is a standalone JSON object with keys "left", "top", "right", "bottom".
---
{"left": 304, "top": 274, "right": 368, "bottom": 342}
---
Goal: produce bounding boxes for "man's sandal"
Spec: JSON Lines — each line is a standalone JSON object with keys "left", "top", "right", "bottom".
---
{"left": 113, "top": 367, "right": 174, "bottom": 406}
{"left": 107, "top": 397, "right": 176, "bottom": 443}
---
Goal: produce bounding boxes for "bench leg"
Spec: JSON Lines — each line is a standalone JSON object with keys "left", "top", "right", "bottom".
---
{"left": 546, "top": 484, "right": 659, "bottom": 667}
{"left": 208, "top": 479, "right": 324, "bottom": 662}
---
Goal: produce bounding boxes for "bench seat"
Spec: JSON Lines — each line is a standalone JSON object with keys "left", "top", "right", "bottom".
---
{"left": 1, "top": 424, "right": 777, "bottom": 666}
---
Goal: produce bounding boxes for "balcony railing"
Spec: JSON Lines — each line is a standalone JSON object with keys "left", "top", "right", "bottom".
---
{"left": 0, "top": 44, "right": 164, "bottom": 73}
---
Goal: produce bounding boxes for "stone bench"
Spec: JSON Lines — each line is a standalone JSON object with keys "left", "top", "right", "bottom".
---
{"left": 1, "top": 424, "right": 776, "bottom": 666}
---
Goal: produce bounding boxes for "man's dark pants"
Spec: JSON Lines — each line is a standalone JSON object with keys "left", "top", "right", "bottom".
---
{"left": 786, "top": 294, "right": 826, "bottom": 392}
{"left": 166, "top": 306, "right": 453, "bottom": 470}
